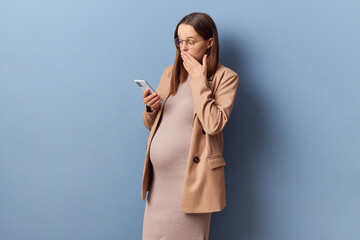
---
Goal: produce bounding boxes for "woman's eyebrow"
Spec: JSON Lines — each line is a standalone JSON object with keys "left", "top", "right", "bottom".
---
{"left": 178, "top": 35, "right": 196, "bottom": 40}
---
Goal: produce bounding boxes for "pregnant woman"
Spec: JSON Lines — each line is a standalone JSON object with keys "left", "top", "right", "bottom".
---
{"left": 141, "top": 12, "right": 239, "bottom": 240}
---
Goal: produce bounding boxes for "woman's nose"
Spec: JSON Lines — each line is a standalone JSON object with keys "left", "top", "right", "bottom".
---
{"left": 180, "top": 44, "right": 188, "bottom": 52}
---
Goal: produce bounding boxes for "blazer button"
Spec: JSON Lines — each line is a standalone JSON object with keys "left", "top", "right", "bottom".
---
{"left": 202, "top": 128, "right": 206, "bottom": 134}
{"left": 193, "top": 157, "right": 200, "bottom": 163}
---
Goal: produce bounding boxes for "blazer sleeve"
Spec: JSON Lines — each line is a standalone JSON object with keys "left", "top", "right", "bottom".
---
{"left": 142, "top": 66, "right": 170, "bottom": 130}
{"left": 188, "top": 70, "right": 239, "bottom": 136}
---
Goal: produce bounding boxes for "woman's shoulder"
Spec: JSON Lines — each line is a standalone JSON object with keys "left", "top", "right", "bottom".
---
{"left": 156, "top": 65, "right": 174, "bottom": 88}
{"left": 215, "top": 63, "right": 238, "bottom": 77}
{"left": 208, "top": 63, "right": 238, "bottom": 83}
{"left": 164, "top": 64, "right": 174, "bottom": 74}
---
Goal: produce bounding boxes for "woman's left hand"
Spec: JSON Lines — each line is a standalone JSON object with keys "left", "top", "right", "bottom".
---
{"left": 181, "top": 51, "right": 207, "bottom": 79}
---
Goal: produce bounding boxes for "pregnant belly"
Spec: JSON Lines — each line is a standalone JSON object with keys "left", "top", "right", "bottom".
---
{"left": 149, "top": 120, "right": 193, "bottom": 171}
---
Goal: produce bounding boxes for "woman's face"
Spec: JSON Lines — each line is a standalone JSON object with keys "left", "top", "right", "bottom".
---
{"left": 177, "top": 24, "right": 213, "bottom": 63}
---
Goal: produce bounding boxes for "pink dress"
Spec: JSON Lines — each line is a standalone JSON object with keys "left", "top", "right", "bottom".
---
{"left": 142, "top": 76, "right": 212, "bottom": 240}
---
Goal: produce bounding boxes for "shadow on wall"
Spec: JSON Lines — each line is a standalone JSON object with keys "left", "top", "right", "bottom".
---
{"left": 210, "top": 36, "right": 270, "bottom": 239}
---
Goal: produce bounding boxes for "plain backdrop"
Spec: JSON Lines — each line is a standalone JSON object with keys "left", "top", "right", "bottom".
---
{"left": 0, "top": 0, "right": 359, "bottom": 239}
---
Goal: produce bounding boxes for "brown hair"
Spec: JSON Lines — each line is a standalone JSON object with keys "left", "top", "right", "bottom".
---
{"left": 170, "top": 12, "right": 219, "bottom": 95}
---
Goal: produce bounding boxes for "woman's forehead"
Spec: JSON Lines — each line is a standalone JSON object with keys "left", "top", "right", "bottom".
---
{"left": 177, "top": 24, "right": 200, "bottom": 39}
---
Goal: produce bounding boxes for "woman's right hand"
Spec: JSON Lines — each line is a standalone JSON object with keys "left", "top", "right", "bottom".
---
{"left": 143, "top": 89, "right": 161, "bottom": 111}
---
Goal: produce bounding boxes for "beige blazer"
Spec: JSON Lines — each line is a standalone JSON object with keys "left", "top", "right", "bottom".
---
{"left": 141, "top": 63, "right": 239, "bottom": 213}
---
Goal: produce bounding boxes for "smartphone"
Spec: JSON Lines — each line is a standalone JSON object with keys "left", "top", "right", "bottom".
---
{"left": 134, "top": 79, "right": 163, "bottom": 103}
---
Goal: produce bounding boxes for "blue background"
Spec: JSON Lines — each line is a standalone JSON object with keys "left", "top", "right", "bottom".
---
{"left": 1, "top": 0, "right": 359, "bottom": 239}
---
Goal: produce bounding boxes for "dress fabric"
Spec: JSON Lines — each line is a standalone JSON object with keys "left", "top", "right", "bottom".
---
{"left": 142, "top": 76, "right": 212, "bottom": 240}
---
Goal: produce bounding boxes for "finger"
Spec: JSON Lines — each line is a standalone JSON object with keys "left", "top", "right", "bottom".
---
{"left": 183, "top": 52, "right": 195, "bottom": 63}
{"left": 144, "top": 92, "right": 158, "bottom": 104}
{"left": 181, "top": 52, "right": 190, "bottom": 65}
{"left": 203, "top": 54, "right": 207, "bottom": 72}
{"left": 146, "top": 93, "right": 157, "bottom": 103}
{"left": 182, "top": 54, "right": 191, "bottom": 65}
{"left": 183, "top": 54, "right": 195, "bottom": 67}
{"left": 182, "top": 60, "right": 189, "bottom": 72}
{"left": 181, "top": 56, "right": 187, "bottom": 67}
{"left": 147, "top": 94, "right": 161, "bottom": 106}
{"left": 183, "top": 52, "right": 202, "bottom": 72}
{"left": 144, "top": 92, "right": 156, "bottom": 102}
{"left": 151, "top": 98, "right": 161, "bottom": 109}
{"left": 202, "top": 54, "right": 207, "bottom": 65}
{"left": 150, "top": 98, "right": 161, "bottom": 111}
{"left": 143, "top": 89, "right": 150, "bottom": 99}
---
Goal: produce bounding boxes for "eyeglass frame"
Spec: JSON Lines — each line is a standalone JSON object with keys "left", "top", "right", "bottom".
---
{"left": 174, "top": 37, "right": 206, "bottom": 49}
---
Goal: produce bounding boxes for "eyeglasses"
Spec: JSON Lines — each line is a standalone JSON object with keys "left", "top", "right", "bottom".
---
{"left": 174, "top": 38, "right": 205, "bottom": 49}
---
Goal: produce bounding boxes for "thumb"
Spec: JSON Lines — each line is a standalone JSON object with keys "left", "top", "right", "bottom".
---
{"left": 203, "top": 54, "right": 207, "bottom": 73}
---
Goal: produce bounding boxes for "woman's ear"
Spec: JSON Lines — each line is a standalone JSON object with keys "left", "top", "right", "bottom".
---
{"left": 207, "top": 38, "right": 214, "bottom": 49}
